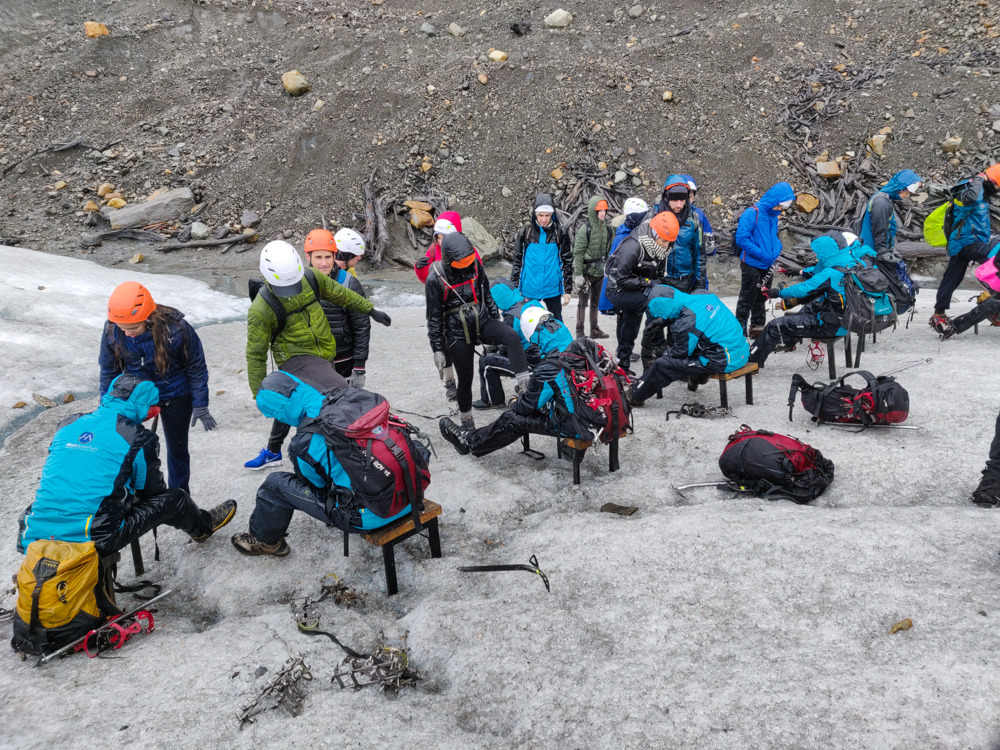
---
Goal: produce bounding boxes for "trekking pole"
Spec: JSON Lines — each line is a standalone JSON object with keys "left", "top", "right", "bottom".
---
{"left": 878, "top": 358, "right": 932, "bottom": 378}
{"left": 458, "top": 555, "right": 550, "bottom": 592}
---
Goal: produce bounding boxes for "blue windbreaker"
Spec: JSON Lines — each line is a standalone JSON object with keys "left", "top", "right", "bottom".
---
{"left": 18, "top": 375, "right": 164, "bottom": 552}
{"left": 646, "top": 287, "right": 748, "bottom": 372}
{"left": 735, "top": 182, "right": 795, "bottom": 269}
{"left": 780, "top": 236, "right": 853, "bottom": 332}
{"left": 947, "top": 176, "right": 993, "bottom": 255}
{"left": 858, "top": 169, "right": 922, "bottom": 254}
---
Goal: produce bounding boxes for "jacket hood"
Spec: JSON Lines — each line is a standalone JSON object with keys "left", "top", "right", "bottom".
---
{"left": 441, "top": 232, "right": 476, "bottom": 263}
{"left": 490, "top": 278, "right": 524, "bottom": 312}
{"left": 624, "top": 210, "right": 648, "bottom": 231}
{"left": 255, "top": 371, "right": 325, "bottom": 426}
{"left": 529, "top": 317, "right": 574, "bottom": 354}
{"left": 100, "top": 374, "right": 160, "bottom": 423}
{"left": 532, "top": 193, "right": 559, "bottom": 229}
{"left": 810, "top": 235, "right": 850, "bottom": 263}
{"left": 757, "top": 182, "right": 796, "bottom": 212}
{"left": 646, "top": 284, "right": 688, "bottom": 321}
{"left": 880, "top": 169, "right": 922, "bottom": 200}
{"left": 587, "top": 194, "right": 606, "bottom": 224}
{"left": 438, "top": 210, "right": 463, "bottom": 233}
{"left": 662, "top": 174, "right": 691, "bottom": 196}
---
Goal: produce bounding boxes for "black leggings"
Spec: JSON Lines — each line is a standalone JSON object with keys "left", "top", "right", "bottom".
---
{"left": 447, "top": 317, "right": 528, "bottom": 413}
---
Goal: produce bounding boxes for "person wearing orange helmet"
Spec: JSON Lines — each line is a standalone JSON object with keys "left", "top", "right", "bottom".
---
{"left": 603, "top": 210, "right": 680, "bottom": 372}
{"left": 99, "top": 281, "right": 214, "bottom": 495}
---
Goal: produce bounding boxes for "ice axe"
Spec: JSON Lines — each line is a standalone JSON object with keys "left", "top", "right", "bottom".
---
{"left": 458, "top": 554, "right": 551, "bottom": 592}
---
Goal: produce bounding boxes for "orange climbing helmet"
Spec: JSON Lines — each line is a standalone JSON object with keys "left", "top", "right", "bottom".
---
{"left": 650, "top": 211, "right": 680, "bottom": 242}
{"left": 984, "top": 163, "right": 1000, "bottom": 188}
{"left": 108, "top": 281, "right": 156, "bottom": 324}
{"left": 303, "top": 228, "right": 336, "bottom": 255}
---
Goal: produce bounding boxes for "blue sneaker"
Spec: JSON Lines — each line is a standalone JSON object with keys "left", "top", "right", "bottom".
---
{"left": 244, "top": 447, "right": 282, "bottom": 470}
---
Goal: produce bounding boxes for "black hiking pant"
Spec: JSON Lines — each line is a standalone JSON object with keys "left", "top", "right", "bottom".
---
{"left": 479, "top": 351, "right": 515, "bottom": 406}
{"left": 749, "top": 313, "right": 841, "bottom": 367}
{"left": 935, "top": 241, "right": 990, "bottom": 313}
{"left": 91, "top": 489, "right": 212, "bottom": 556}
{"left": 249, "top": 472, "right": 356, "bottom": 544}
{"left": 542, "top": 295, "right": 564, "bottom": 322}
{"left": 986, "top": 410, "right": 1000, "bottom": 478}
{"left": 606, "top": 286, "right": 649, "bottom": 366}
{"left": 266, "top": 355, "right": 350, "bottom": 454}
{"left": 465, "top": 410, "right": 557, "bottom": 457}
{"left": 448, "top": 318, "right": 527, "bottom": 414}
{"left": 633, "top": 356, "right": 716, "bottom": 402}
{"left": 953, "top": 295, "right": 1000, "bottom": 334}
{"left": 576, "top": 274, "right": 603, "bottom": 335}
{"left": 735, "top": 261, "right": 772, "bottom": 335}
{"left": 157, "top": 394, "right": 192, "bottom": 494}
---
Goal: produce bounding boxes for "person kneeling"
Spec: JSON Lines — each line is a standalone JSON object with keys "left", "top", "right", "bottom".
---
{"left": 627, "top": 286, "right": 749, "bottom": 406}
{"left": 17, "top": 374, "right": 235, "bottom": 558}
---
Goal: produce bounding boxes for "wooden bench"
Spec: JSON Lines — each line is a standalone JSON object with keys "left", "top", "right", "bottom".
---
{"left": 521, "top": 433, "right": 621, "bottom": 485}
{"left": 709, "top": 362, "right": 759, "bottom": 410}
{"left": 358, "top": 501, "right": 442, "bottom": 596}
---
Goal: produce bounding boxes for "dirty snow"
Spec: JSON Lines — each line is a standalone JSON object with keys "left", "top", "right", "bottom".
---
{"left": 2, "top": 254, "right": 1000, "bottom": 748}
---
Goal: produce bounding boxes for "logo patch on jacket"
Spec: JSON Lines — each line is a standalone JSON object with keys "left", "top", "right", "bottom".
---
{"left": 78, "top": 432, "right": 94, "bottom": 444}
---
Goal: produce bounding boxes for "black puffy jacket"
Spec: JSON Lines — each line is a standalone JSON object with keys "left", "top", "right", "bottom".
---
{"left": 318, "top": 268, "right": 371, "bottom": 367}
{"left": 425, "top": 234, "right": 500, "bottom": 351}
{"left": 604, "top": 219, "right": 668, "bottom": 295}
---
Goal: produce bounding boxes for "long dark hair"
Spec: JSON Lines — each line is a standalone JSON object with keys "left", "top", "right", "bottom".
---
{"left": 109, "top": 305, "right": 187, "bottom": 376}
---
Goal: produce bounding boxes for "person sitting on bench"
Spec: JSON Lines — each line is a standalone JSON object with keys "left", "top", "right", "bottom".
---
{"left": 231, "top": 371, "right": 415, "bottom": 557}
{"left": 17, "top": 374, "right": 235, "bottom": 557}
{"left": 439, "top": 308, "right": 582, "bottom": 457}
{"left": 749, "top": 234, "right": 853, "bottom": 367}
{"left": 627, "top": 286, "right": 749, "bottom": 406}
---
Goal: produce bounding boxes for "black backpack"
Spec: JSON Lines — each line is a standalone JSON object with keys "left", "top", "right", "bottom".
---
{"left": 874, "top": 250, "right": 918, "bottom": 315}
{"left": 248, "top": 269, "right": 321, "bottom": 346}
{"left": 788, "top": 370, "right": 909, "bottom": 426}
{"left": 718, "top": 425, "right": 835, "bottom": 503}
{"left": 835, "top": 259, "right": 898, "bottom": 335}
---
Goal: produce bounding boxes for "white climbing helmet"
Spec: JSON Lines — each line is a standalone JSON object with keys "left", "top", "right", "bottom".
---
{"left": 520, "top": 306, "right": 552, "bottom": 341}
{"left": 433, "top": 217, "right": 458, "bottom": 236}
{"left": 622, "top": 197, "right": 649, "bottom": 216}
{"left": 259, "top": 240, "right": 304, "bottom": 297}
{"left": 334, "top": 228, "right": 366, "bottom": 256}
{"left": 841, "top": 231, "right": 860, "bottom": 246}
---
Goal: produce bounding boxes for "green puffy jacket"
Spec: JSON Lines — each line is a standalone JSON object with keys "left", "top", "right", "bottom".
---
{"left": 573, "top": 194, "right": 613, "bottom": 277}
{"left": 246, "top": 269, "right": 373, "bottom": 395}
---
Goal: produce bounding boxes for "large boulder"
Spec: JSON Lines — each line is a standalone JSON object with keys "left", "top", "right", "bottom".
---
{"left": 462, "top": 218, "right": 500, "bottom": 262}
{"left": 104, "top": 188, "right": 196, "bottom": 229}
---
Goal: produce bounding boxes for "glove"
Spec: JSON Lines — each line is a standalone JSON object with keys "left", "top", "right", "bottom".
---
{"left": 190, "top": 407, "right": 217, "bottom": 431}
{"left": 369, "top": 308, "right": 392, "bottom": 326}
{"left": 705, "top": 235, "right": 717, "bottom": 257}
{"left": 574, "top": 275, "right": 585, "bottom": 292}
{"left": 350, "top": 368, "right": 366, "bottom": 389}
{"left": 761, "top": 287, "right": 779, "bottom": 299}
{"left": 415, "top": 255, "right": 432, "bottom": 270}
{"left": 433, "top": 350, "right": 447, "bottom": 378}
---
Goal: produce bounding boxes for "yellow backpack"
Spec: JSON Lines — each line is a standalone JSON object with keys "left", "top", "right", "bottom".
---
{"left": 11, "top": 540, "right": 119, "bottom": 656}
{"left": 923, "top": 201, "right": 951, "bottom": 247}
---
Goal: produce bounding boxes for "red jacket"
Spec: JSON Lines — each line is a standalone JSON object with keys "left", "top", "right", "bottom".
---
{"left": 414, "top": 211, "right": 481, "bottom": 283}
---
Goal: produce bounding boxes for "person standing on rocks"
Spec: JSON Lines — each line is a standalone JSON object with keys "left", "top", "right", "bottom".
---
{"left": 99, "top": 281, "right": 214, "bottom": 496}
{"left": 572, "top": 195, "right": 612, "bottom": 339}
{"left": 425, "top": 233, "right": 530, "bottom": 435}
{"left": 930, "top": 166, "right": 1000, "bottom": 333}
{"left": 512, "top": 194, "right": 573, "bottom": 322}
{"left": 654, "top": 175, "right": 706, "bottom": 293}
{"left": 244, "top": 240, "right": 391, "bottom": 470}
{"left": 858, "top": 169, "right": 922, "bottom": 255}
{"left": 734, "top": 182, "right": 796, "bottom": 337}
{"left": 604, "top": 211, "right": 680, "bottom": 372}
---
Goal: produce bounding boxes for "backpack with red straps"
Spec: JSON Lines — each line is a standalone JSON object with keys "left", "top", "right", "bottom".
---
{"left": 718, "top": 425, "right": 835, "bottom": 503}
{"left": 300, "top": 387, "right": 431, "bottom": 529}
{"left": 559, "top": 338, "right": 633, "bottom": 444}
{"left": 788, "top": 370, "right": 909, "bottom": 426}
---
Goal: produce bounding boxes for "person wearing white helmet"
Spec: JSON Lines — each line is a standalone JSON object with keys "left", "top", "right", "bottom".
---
{"left": 511, "top": 193, "right": 573, "bottom": 322}
{"left": 244, "top": 239, "right": 392, "bottom": 470}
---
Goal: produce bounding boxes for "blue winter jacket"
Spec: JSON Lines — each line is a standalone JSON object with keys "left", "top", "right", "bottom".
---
{"left": 255, "top": 371, "right": 410, "bottom": 531}
{"left": 779, "top": 236, "right": 853, "bottom": 332}
{"left": 803, "top": 240, "right": 875, "bottom": 276}
{"left": 655, "top": 174, "right": 705, "bottom": 289}
{"left": 947, "top": 176, "right": 993, "bottom": 255}
{"left": 489, "top": 279, "right": 546, "bottom": 361}
{"left": 18, "top": 374, "right": 165, "bottom": 553}
{"left": 646, "top": 287, "right": 748, "bottom": 372}
{"left": 735, "top": 182, "right": 795, "bottom": 270}
{"left": 98, "top": 309, "right": 209, "bottom": 407}
{"left": 511, "top": 193, "right": 573, "bottom": 299}
{"left": 523, "top": 316, "right": 574, "bottom": 356}
{"left": 858, "top": 169, "right": 922, "bottom": 254}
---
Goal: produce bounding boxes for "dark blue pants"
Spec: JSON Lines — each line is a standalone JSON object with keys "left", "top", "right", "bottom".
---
{"left": 94, "top": 489, "right": 210, "bottom": 556}
{"left": 250, "top": 472, "right": 331, "bottom": 544}
{"left": 953, "top": 296, "right": 1000, "bottom": 334}
{"left": 465, "top": 410, "right": 557, "bottom": 457}
{"left": 749, "top": 313, "right": 840, "bottom": 367}
{"left": 633, "top": 356, "right": 715, "bottom": 402}
{"left": 606, "top": 287, "right": 649, "bottom": 365}
{"left": 542, "top": 295, "right": 563, "bottom": 322}
{"left": 479, "top": 351, "right": 514, "bottom": 406}
{"left": 935, "top": 241, "right": 990, "bottom": 312}
{"left": 158, "top": 394, "right": 192, "bottom": 494}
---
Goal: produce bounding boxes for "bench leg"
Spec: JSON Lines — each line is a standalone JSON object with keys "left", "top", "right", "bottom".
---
{"left": 427, "top": 517, "right": 442, "bottom": 559}
{"left": 522, "top": 434, "right": 530, "bottom": 452}
{"left": 844, "top": 334, "right": 852, "bottom": 370}
{"left": 871, "top": 330, "right": 877, "bottom": 346}
{"left": 555, "top": 436, "right": 562, "bottom": 461}
{"left": 827, "top": 341, "right": 837, "bottom": 380}
{"left": 975, "top": 322, "right": 980, "bottom": 335}
{"left": 130, "top": 538, "right": 144, "bottom": 577}
{"left": 718, "top": 379, "right": 729, "bottom": 410}
{"left": 854, "top": 334, "right": 864, "bottom": 369}
{"left": 745, "top": 374, "right": 753, "bottom": 405}
{"left": 382, "top": 542, "right": 398, "bottom": 596}
{"left": 656, "top": 388, "right": 663, "bottom": 399}
{"left": 609, "top": 437, "right": 620, "bottom": 473}
{"left": 573, "top": 449, "right": 583, "bottom": 485}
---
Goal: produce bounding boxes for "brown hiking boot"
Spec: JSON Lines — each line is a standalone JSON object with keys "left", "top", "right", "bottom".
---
{"left": 191, "top": 499, "right": 237, "bottom": 542}
{"left": 748, "top": 325, "right": 766, "bottom": 338}
{"left": 590, "top": 328, "right": 609, "bottom": 339}
{"left": 231, "top": 532, "right": 291, "bottom": 556}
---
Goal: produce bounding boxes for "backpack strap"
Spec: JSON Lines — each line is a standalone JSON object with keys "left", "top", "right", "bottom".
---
{"left": 383, "top": 436, "right": 424, "bottom": 532}
{"left": 28, "top": 557, "right": 60, "bottom": 636}
{"left": 258, "top": 287, "right": 288, "bottom": 346}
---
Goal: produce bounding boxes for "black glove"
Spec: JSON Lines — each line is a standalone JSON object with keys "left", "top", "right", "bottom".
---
{"left": 415, "top": 255, "right": 432, "bottom": 270}
{"left": 761, "top": 287, "right": 779, "bottom": 300}
{"left": 190, "top": 407, "right": 217, "bottom": 431}
{"left": 369, "top": 309, "right": 392, "bottom": 326}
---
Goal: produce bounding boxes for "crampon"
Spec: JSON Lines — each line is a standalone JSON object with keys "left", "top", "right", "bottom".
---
{"left": 807, "top": 340, "right": 825, "bottom": 371}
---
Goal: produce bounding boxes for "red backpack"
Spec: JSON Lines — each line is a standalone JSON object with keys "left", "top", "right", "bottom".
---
{"left": 559, "top": 339, "right": 633, "bottom": 444}
{"left": 718, "top": 425, "right": 835, "bottom": 503}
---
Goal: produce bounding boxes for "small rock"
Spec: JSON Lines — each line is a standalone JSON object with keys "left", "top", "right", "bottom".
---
{"left": 62, "top": 394, "right": 75, "bottom": 404}
{"left": 97, "top": 182, "right": 115, "bottom": 197}
{"left": 241, "top": 210, "right": 260, "bottom": 227}
{"left": 953, "top": 65, "right": 971, "bottom": 75}
{"left": 404, "top": 200, "right": 434, "bottom": 211}
{"left": 156, "top": 125, "right": 169, "bottom": 136}
{"left": 409, "top": 209, "right": 434, "bottom": 228}
{"left": 83, "top": 200, "right": 99, "bottom": 212}
{"left": 84, "top": 21, "right": 109, "bottom": 38}
{"left": 941, "top": 135, "right": 963, "bottom": 153}
{"left": 53, "top": 181, "right": 67, "bottom": 190}
{"left": 461, "top": 217, "right": 500, "bottom": 262}
{"left": 438, "top": 147, "right": 450, "bottom": 157}
{"left": 502, "top": 186, "right": 512, "bottom": 197}
{"left": 796, "top": 194, "right": 819, "bottom": 213}
{"left": 551, "top": 168, "right": 563, "bottom": 180}
{"left": 488, "top": 50, "right": 508, "bottom": 62}
{"left": 868, "top": 134, "right": 888, "bottom": 156}
{"left": 283, "top": 229, "right": 295, "bottom": 239}
{"left": 32, "top": 393, "right": 58, "bottom": 409}
{"left": 628, "top": 4, "right": 645, "bottom": 19}
{"left": 904, "top": 109, "right": 915, "bottom": 118}
{"left": 190, "top": 222, "right": 211, "bottom": 240}
{"left": 216, "top": 390, "right": 226, "bottom": 396}
{"left": 614, "top": 170, "right": 628, "bottom": 184}
{"left": 544, "top": 9, "right": 573, "bottom": 28}
{"left": 793, "top": 42, "right": 805, "bottom": 50}
{"left": 455, "top": 156, "right": 465, "bottom": 165}
{"left": 281, "top": 70, "right": 310, "bottom": 96}
{"left": 662, "top": 91, "right": 673, "bottom": 101}
{"left": 510, "top": 22, "right": 531, "bottom": 36}
{"left": 421, "top": 161, "right": 433, "bottom": 173}
{"left": 420, "top": 22, "right": 437, "bottom": 36}
{"left": 85, "top": 70, "right": 98, "bottom": 78}
{"left": 128, "top": 253, "right": 144, "bottom": 264}
{"left": 107, "top": 197, "right": 127, "bottom": 209}
{"left": 915, "top": 135, "right": 925, "bottom": 145}
{"left": 816, "top": 161, "right": 842, "bottom": 177}
{"left": 168, "top": 148, "right": 181, "bottom": 158}
{"left": 362, "top": 66, "right": 372, "bottom": 76}
{"left": 712, "top": 197, "right": 723, "bottom": 205}
{"left": 478, "top": 73, "right": 488, "bottom": 85}
{"left": 993, "top": 120, "right": 1000, "bottom": 133}
{"left": 448, "top": 23, "right": 466, "bottom": 37}
{"left": 13, "top": 401, "right": 27, "bottom": 409}
{"left": 312, "top": 99, "right": 325, "bottom": 112}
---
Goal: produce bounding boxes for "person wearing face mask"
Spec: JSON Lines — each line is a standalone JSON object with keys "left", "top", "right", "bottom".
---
{"left": 512, "top": 193, "right": 573, "bottom": 322}
{"left": 654, "top": 175, "right": 705, "bottom": 293}
{"left": 99, "top": 282, "right": 213, "bottom": 495}
{"left": 930, "top": 166, "right": 1000, "bottom": 333}
{"left": 734, "top": 182, "right": 796, "bottom": 337}
{"left": 604, "top": 211, "right": 681, "bottom": 371}
{"left": 858, "top": 169, "right": 922, "bottom": 255}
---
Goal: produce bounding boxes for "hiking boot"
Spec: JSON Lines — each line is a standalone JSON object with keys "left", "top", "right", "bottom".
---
{"left": 938, "top": 319, "right": 957, "bottom": 339}
{"left": 590, "top": 328, "right": 609, "bottom": 339}
{"left": 472, "top": 399, "right": 504, "bottom": 410}
{"left": 972, "top": 473, "right": 1000, "bottom": 507}
{"left": 625, "top": 385, "right": 645, "bottom": 407}
{"left": 929, "top": 313, "right": 951, "bottom": 334}
{"left": 231, "top": 532, "right": 291, "bottom": 557}
{"left": 191, "top": 499, "right": 238, "bottom": 542}
{"left": 444, "top": 379, "right": 458, "bottom": 402}
{"left": 576, "top": 328, "right": 585, "bottom": 339}
{"left": 687, "top": 373, "right": 709, "bottom": 391}
{"left": 748, "top": 325, "right": 766, "bottom": 338}
{"left": 244, "top": 447, "right": 281, "bottom": 470}
{"left": 439, "top": 417, "right": 471, "bottom": 455}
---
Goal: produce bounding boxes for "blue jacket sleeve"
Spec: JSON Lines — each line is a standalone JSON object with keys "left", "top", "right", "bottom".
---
{"left": 98, "top": 324, "right": 122, "bottom": 398}
{"left": 735, "top": 208, "right": 760, "bottom": 262}
{"left": 181, "top": 321, "right": 210, "bottom": 408}
{"left": 781, "top": 269, "right": 838, "bottom": 302}
{"left": 698, "top": 208, "right": 714, "bottom": 235}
